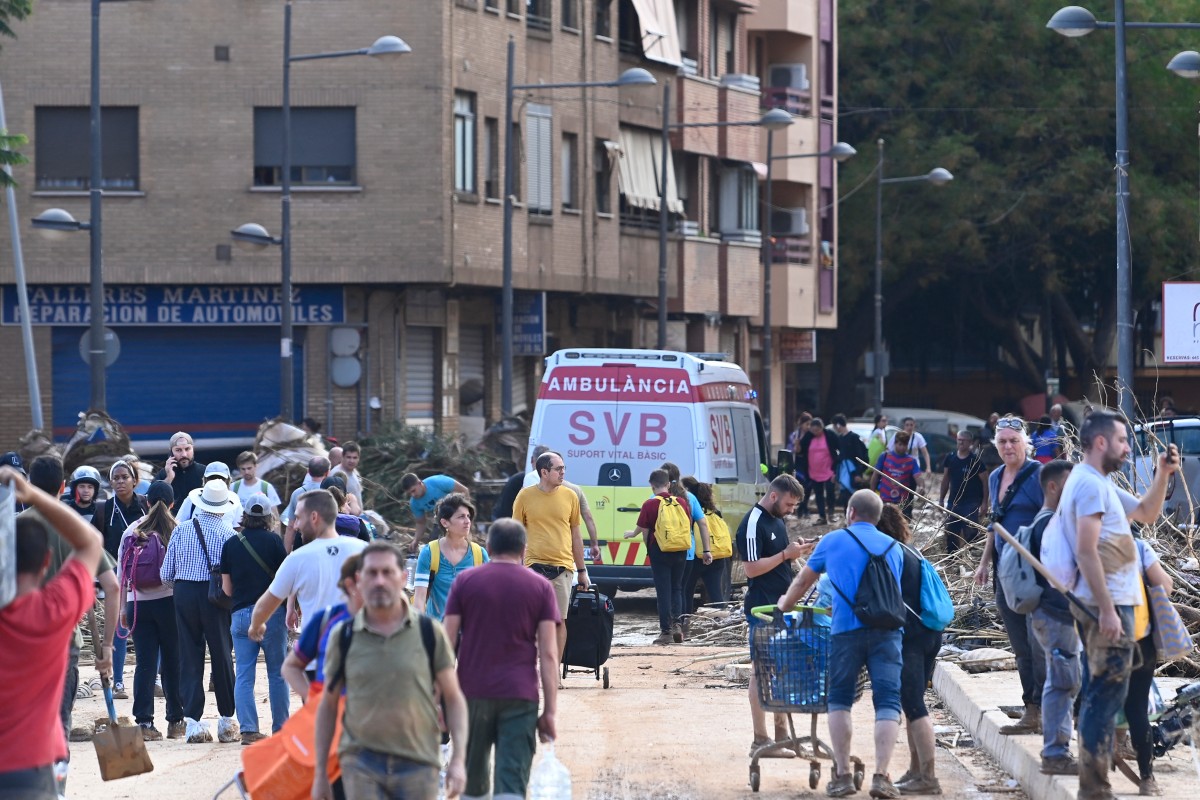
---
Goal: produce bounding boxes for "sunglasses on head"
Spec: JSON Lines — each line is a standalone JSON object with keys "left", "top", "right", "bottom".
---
{"left": 996, "top": 417, "right": 1025, "bottom": 431}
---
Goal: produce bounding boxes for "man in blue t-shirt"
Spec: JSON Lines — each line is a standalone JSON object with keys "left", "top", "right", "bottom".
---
{"left": 777, "top": 489, "right": 905, "bottom": 799}
{"left": 401, "top": 473, "right": 470, "bottom": 544}
{"left": 736, "top": 474, "right": 810, "bottom": 756}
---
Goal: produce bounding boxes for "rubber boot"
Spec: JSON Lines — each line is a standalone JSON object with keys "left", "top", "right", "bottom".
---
{"left": 999, "top": 703, "right": 1042, "bottom": 735}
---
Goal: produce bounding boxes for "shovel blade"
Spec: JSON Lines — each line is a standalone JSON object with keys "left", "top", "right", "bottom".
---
{"left": 93, "top": 723, "right": 154, "bottom": 781}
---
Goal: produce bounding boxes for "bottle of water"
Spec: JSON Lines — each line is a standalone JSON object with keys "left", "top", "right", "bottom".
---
{"left": 529, "top": 742, "right": 572, "bottom": 800}
{"left": 436, "top": 742, "right": 451, "bottom": 800}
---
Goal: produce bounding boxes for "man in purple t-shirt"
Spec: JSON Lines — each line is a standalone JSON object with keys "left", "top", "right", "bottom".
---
{"left": 443, "top": 518, "right": 561, "bottom": 800}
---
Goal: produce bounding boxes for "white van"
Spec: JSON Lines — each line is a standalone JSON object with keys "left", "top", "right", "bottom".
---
{"left": 528, "top": 349, "right": 769, "bottom": 594}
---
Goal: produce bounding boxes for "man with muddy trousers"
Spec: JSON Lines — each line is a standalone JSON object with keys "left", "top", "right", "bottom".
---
{"left": 1057, "top": 412, "right": 1177, "bottom": 800}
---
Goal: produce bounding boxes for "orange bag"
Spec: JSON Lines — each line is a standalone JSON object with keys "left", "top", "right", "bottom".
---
{"left": 240, "top": 686, "right": 344, "bottom": 800}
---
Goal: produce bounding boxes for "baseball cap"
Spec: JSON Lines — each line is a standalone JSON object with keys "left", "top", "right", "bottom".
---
{"left": 204, "top": 462, "right": 231, "bottom": 481}
{"left": 243, "top": 492, "right": 275, "bottom": 518}
{"left": 169, "top": 431, "right": 194, "bottom": 447}
{"left": 147, "top": 480, "right": 174, "bottom": 509}
{"left": 1, "top": 451, "right": 24, "bottom": 475}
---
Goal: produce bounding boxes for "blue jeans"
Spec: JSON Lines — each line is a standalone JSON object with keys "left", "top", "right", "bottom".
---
{"left": 1076, "top": 605, "right": 1136, "bottom": 799}
{"left": 648, "top": 548, "right": 686, "bottom": 633}
{"left": 230, "top": 605, "right": 289, "bottom": 734}
{"left": 340, "top": 749, "right": 439, "bottom": 800}
{"left": 113, "top": 623, "right": 129, "bottom": 686}
{"left": 828, "top": 627, "right": 902, "bottom": 721}
{"left": 1028, "top": 608, "right": 1081, "bottom": 759}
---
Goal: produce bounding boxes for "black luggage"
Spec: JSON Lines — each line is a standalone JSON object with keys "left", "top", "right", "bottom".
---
{"left": 562, "top": 586, "right": 614, "bottom": 687}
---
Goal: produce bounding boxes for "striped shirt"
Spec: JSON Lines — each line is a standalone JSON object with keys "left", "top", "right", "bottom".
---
{"left": 160, "top": 511, "right": 235, "bottom": 583}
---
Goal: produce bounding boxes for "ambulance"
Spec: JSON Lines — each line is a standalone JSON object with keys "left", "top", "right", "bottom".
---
{"left": 527, "top": 348, "right": 769, "bottom": 595}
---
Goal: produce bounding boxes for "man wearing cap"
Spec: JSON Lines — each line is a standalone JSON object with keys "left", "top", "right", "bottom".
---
{"left": 160, "top": 477, "right": 239, "bottom": 744}
{"left": 176, "top": 462, "right": 244, "bottom": 528}
{"left": 220, "top": 493, "right": 289, "bottom": 744}
{"left": 155, "top": 432, "right": 206, "bottom": 513}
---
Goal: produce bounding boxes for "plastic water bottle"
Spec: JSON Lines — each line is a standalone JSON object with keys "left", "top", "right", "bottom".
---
{"left": 436, "top": 742, "right": 451, "bottom": 800}
{"left": 405, "top": 557, "right": 418, "bottom": 593}
{"left": 529, "top": 742, "right": 572, "bottom": 799}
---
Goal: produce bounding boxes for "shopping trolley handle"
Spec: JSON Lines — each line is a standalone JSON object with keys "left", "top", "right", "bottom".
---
{"left": 750, "top": 604, "right": 832, "bottom": 622}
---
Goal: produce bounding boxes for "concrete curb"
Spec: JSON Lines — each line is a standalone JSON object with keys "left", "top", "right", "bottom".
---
{"left": 933, "top": 661, "right": 1076, "bottom": 800}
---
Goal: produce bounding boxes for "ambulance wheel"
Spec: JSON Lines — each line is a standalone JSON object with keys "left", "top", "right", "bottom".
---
{"left": 749, "top": 765, "right": 760, "bottom": 792}
{"left": 602, "top": 667, "right": 610, "bottom": 689}
{"left": 809, "top": 763, "right": 820, "bottom": 789}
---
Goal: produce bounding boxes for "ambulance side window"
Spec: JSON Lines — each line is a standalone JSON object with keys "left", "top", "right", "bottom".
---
{"left": 730, "top": 407, "right": 761, "bottom": 484}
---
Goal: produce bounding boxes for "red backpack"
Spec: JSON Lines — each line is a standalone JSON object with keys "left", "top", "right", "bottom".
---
{"left": 121, "top": 531, "right": 166, "bottom": 592}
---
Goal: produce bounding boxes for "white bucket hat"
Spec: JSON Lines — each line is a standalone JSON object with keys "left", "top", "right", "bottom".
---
{"left": 195, "top": 480, "right": 235, "bottom": 515}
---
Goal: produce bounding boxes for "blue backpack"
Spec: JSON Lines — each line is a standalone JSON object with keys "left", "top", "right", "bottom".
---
{"left": 902, "top": 543, "right": 955, "bottom": 631}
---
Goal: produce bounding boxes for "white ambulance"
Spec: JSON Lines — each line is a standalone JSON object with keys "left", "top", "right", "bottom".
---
{"left": 527, "top": 348, "right": 769, "bottom": 595}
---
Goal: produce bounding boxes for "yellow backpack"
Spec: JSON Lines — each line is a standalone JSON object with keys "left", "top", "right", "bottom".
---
{"left": 705, "top": 509, "right": 733, "bottom": 559}
{"left": 653, "top": 495, "right": 692, "bottom": 552}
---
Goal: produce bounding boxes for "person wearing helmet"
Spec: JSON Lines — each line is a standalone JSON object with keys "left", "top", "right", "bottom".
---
{"left": 64, "top": 466, "right": 103, "bottom": 523}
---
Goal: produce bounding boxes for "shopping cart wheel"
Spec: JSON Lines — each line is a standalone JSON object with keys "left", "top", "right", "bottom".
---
{"left": 809, "top": 762, "right": 820, "bottom": 789}
{"left": 749, "top": 764, "right": 761, "bottom": 792}
{"left": 602, "top": 667, "right": 610, "bottom": 689}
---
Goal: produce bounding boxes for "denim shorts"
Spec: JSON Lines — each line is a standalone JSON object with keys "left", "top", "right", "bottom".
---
{"left": 828, "top": 627, "right": 903, "bottom": 721}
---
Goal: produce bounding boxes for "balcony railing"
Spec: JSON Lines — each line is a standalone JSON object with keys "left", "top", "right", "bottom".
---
{"left": 771, "top": 235, "right": 812, "bottom": 265}
{"left": 763, "top": 86, "right": 813, "bottom": 117}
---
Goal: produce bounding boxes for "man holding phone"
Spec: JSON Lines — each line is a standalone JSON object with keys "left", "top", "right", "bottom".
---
{"left": 155, "top": 432, "right": 206, "bottom": 513}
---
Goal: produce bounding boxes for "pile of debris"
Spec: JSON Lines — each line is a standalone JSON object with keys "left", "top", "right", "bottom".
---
{"left": 253, "top": 418, "right": 329, "bottom": 503}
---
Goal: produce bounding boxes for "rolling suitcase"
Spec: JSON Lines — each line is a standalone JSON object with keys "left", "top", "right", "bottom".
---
{"left": 561, "top": 586, "right": 614, "bottom": 688}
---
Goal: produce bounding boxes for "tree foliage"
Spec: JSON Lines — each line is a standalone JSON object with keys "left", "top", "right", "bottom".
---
{"left": 829, "top": 0, "right": 1200, "bottom": 411}
{"left": 0, "top": 0, "right": 31, "bottom": 190}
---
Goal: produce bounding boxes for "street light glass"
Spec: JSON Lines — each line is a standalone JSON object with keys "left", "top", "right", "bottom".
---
{"left": 830, "top": 141, "right": 857, "bottom": 162}
{"left": 927, "top": 167, "right": 954, "bottom": 185}
{"left": 1047, "top": 6, "right": 1098, "bottom": 37}
{"left": 367, "top": 35, "right": 411, "bottom": 58}
{"left": 615, "top": 67, "right": 657, "bottom": 86}
{"left": 1167, "top": 50, "right": 1200, "bottom": 79}
{"left": 231, "top": 222, "right": 276, "bottom": 252}
{"left": 759, "top": 108, "right": 794, "bottom": 131}
{"left": 31, "top": 207, "right": 82, "bottom": 241}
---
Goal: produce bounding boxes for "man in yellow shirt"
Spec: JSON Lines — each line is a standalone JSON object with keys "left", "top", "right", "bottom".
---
{"left": 512, "top": 451, "right": 587, "bottom": 659}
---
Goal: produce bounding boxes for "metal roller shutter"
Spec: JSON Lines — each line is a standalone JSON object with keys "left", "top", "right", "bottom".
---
{"left": 404, "top": 326, "right": 437, "bottom": 429}
{"left": 51, "top": 326, "right": 304, "bottom": 447}
{"left": 458, "top": 325, "right": 486, "bottom": 418}
{"left": 512, "top": 356, "right": 529, "bottom": 415}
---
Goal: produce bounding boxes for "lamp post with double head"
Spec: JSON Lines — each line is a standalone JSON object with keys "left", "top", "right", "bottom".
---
{"left": 1048, "top": 4, "right": 1200, "bottom": 420}
{"left": 872, "top": 138, "right": 953, "bottom": 418}
{"left": 502, "top": 38, "right": 655, "bottom": 416}
{"left": 233, "top": 2, "right": 408, "bottom": 421}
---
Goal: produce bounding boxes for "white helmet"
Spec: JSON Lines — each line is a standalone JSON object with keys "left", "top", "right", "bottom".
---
{"left": 69, "top": 465, "right": 102, "bottom": 490}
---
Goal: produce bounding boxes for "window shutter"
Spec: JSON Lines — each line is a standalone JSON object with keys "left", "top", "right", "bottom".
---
{"left": 526, "top": 104, "right": 552, "bottom": 212}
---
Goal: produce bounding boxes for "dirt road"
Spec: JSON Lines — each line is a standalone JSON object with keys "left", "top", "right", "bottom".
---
{"left": 67, "top": 592, "right": 1024, "bottom": 799}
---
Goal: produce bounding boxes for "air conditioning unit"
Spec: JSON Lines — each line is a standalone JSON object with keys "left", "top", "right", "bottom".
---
{"left": 677, "top": 219, "right": 701, "bottom": 237}
{"left": 681, "top": 57, "right": 699, "bottom": 76}
{"left": 768, "top": 63, "right": 810, "bottom": 91}
{"left": 771, "top": 207, "right": 810, "bottom": 236}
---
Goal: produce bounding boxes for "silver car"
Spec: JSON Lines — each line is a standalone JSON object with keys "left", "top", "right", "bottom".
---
{"left": 1130, "top": 417, "right": 1200, "bottom": 525}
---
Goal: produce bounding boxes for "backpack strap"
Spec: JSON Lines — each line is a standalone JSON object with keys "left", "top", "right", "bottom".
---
{"left": 429, "top": 539, "right": 441, "bottom": 579}
{"left": 994, "top": 461, "right": 1039, "bottom": 523}
{"left": 230, "top": 479, "right": 242, "bottom": 494}
{"left": 418, "top": 614, "right": 437, "bottom": 683}
{"left": 469, "top": 542, "right": 484, "bottom": 564}
{"left": 329, "top": 617, "right": 355, "bottom": 691}
{"left": 826, "top": 528, "right": 899, "bottom": 609}
{"left": 237, "top": 533, "right": 273, "bottom": 576}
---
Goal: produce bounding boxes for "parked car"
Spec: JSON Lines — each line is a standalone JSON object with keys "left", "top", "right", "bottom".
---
{"left": 845, "top": 423, "right": 955, "bottom": 473}
{"left": 1129, "top": 416, "right": 1200, "bottom": 526}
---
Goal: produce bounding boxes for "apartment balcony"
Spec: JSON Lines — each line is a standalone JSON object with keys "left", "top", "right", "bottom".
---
{"left": 721, "top": 241, "right": 762, "bottom": 318}
{"left": 764, "top": 114, "right": 819, "bottom": 186}
{"left": 763, "top": 86, "right": 812, "bottom": 117}
{"left": 771, "top": 235, "right": 812, "bottom": 265}
{"left": 675, "top": 75, "right": 722, "bottom": 158}
{"left": 746, "top": 0, "right": 816, "bottom": 37}
{"left": 720, "top": 82, "right": 764, "bottom": 164}
{"left": 673, "top": 236, "right": 722, "bottom": 314}
{"left": 764, "top": 262, "right": 816, "bottom": 330}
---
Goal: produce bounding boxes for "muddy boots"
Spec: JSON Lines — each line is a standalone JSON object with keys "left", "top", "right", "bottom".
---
{"left": 999, "top": 703, "right": 1042, "bottom": 735}
{"left": 897, "top": 761, "right": 941, "bottom": 796}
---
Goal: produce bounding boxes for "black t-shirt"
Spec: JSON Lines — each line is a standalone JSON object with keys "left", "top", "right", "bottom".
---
{"left": 942, "top": 452, "right": 985, "bottom": 508}
{"left": 899, "top": 545, "right": 924, "bottom": 633}
{"left": 735, "top": 504, "right": 794, "bottom": 616}
{"left": 220, "top": 528, "right": 288, "bottom": 612}
{"left": 493, "top": 472, "right": 528, "bottom": 521}
{"left": 155, "top": 461, "right": 206, "bottom": 512}
{"left": 93, "top": 494, "right": 150, "bottom": 558}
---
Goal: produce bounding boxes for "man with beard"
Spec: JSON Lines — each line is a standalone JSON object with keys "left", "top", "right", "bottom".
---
{"left": 1055, "top": 412, "right": 1177, "bottom": 800}
{"left": 736, "top": 474, "right": 812, "bottom": 757}
{"left": 248, "top": 490, "right": 366, "bottom": 680}
{"left": 155, "top": 432, "right": 206, "bottom": 513}
{"left": 313, "top": 542, "right": 467, "bottom": 800}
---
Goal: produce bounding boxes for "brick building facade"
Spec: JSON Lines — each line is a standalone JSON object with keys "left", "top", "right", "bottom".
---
{"left": 0, "top": 0, "right": 838, "bottom": 453}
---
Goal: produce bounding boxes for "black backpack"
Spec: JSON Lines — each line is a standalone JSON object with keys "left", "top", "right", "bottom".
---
{"left": 828, "top": 529, "right": 906, "bottom": 630}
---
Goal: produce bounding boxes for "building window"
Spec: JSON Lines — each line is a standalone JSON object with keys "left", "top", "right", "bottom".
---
{"left": 525, "top": 103, "right": 552, "bottom": 215}
{"left": 595, "top": 0, "right": 612, "bottom": 37}
{"left": 527, "top": 0, "right": 550, "bottom": 30}
{"left": 717, "top": 163, "right": 759, "bottom": 240}
{"left": 35, "top": 106, "right": 139, "bottom": 190}
{"left": 561, "top": 132, "right": 578, "bottom": 210}
{"left": 453, "top": 92, "right": 476, "bottom": 194}
{"left": 618, "top": 0, "right": 640, "bottom": 56}
{"left": 708, "top": 2, "right": 736, "bottom": 78}
{"left": 595, "top": 139, "right": 612, "bottom": 213}
{"left": 562, "top": 0, "right": 578, "bottom": 30}
{"left": 507, "top": 0, "right": 521, "bottom": 13}
{"left": 484, "top": 117, "right": 500, "bottom": 200}
{"left": 253, "top": 107, "right": 355, "bottom": 186}
{"left": 485, "top": 0, "right": 497, "bottom": 8}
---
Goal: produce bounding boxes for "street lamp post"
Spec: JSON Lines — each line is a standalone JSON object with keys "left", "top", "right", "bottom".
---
{"left": 1048, "top": 4, "right": 1200, "bottom": 420}
{"left": 872, "top": 138, "right": 953, "bottom": 418}
{"left": 31, "top": 0, "right": 109, "bottom": 412}
{"left": 760, "top": 138, "right": 855, "bottom": 440}
{"left": 501, "top": 38, "right": 655, "bottom": 415}
{"left": 233, "top": 2, "right": 408, "bottom": 421}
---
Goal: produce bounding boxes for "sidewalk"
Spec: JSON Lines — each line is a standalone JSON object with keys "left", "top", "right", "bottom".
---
{"left": 934, "top": 661, "right": 1199, "bottom": 800}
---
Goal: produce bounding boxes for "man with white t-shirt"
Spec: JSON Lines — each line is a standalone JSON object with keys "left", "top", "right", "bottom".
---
{"left": 1055, "top": 411, "right": 1177, "bottom": 800}
{"left": 247, "top": 490, "right": 367, "bottom": 667}
{"left": 887, "top": 417, "right": 931, "bottom": 475}
{"left": 231, "top": 451, "right": 281, "bottom": 510}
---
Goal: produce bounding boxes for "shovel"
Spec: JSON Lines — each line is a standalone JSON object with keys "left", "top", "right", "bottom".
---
{"left": 92, "top": 674, "right": 154, "bottom": 781}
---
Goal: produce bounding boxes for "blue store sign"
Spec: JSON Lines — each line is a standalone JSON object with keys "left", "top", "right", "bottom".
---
{"left": 2, "top": 284, "right": 345, "bottom": 326}
{"left": 511, "top": 291, "right": 546, "bottom": 357}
